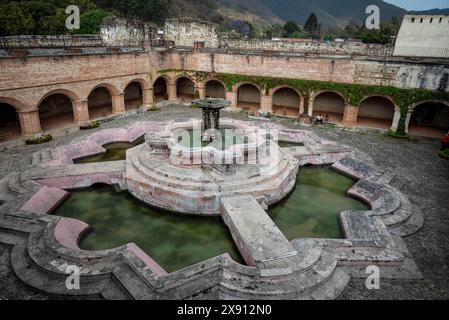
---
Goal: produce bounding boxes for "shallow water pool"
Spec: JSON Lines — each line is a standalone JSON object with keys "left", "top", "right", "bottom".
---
{"left": 53, "top": 167, "right": 367, "bottom": 272}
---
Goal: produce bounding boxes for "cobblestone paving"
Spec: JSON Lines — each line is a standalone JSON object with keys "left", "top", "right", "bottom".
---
{"left": 1, "top": 104, "right": 448, "bottom": 300}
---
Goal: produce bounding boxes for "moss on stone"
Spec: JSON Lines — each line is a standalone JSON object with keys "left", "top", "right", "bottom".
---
{"left": 25, "top": 134, "right": 53, "bottom": 145}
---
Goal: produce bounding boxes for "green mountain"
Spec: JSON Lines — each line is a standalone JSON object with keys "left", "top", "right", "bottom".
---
{"left": 256, "top": 0, "right": 407, "bottom": 27}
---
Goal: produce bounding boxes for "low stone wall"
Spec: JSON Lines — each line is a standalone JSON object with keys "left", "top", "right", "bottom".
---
{"left": 219, "top": 39, "right": 393, "bottom": 56}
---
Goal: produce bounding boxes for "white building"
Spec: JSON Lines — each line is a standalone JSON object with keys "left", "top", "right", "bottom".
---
{"left": 393, "top": 14, "right": 449, "bottom": 58}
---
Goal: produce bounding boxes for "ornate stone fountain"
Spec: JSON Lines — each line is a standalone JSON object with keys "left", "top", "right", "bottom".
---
{"left": 193, "top": 98, "right": 230, "bottom": 142}
{"left": 124, "top": 99, "right": 299, "bottom": 215}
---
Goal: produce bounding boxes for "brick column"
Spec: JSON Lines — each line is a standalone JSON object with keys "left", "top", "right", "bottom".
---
{"left": 307, "top": 96, "right": 314, "bottom": 117}
{"left": 112, "top": 93, "right": 126, "bottom": 114}
{"left": 342, "top": 105, "right": 358, "bottom": 126}
{"left": 260, "top": 94, "right": 273, "bottom": 113}
{"left": 196, "top": 84, "right": 206, "bottom": 99}
{"left": 142, "top": 88, "right": 154, "bottom": 107}
{"left": 73, "top": 100, "right": 90, "bottom": 124}
{"left": 18, "top": 110, "right": 42, "bottom": 137}
{"left": 226, "top": 91, "right": 238, "bottom": 108}
{"left": 167, "top": 81, "right": 177, "bottom": 101}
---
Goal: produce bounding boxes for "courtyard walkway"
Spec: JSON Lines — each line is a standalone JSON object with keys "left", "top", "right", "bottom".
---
{"left": 0, "top": 104, "right": 448, "bottom": 300}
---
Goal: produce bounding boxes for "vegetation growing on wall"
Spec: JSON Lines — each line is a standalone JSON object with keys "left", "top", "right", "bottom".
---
{"left": 158, "top": 69, "right": 449, "bottom": 134}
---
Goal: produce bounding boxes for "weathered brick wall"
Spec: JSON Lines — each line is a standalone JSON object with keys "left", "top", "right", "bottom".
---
{"left": 165, "top": 51, "right": 449, "bottom": 91}
{"left": 0, "top": 51, "right": 158, "bottom": 110}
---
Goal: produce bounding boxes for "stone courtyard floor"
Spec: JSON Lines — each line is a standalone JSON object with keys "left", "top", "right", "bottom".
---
{"left": 0, "top": 104, "right": 448, "bottom": 300}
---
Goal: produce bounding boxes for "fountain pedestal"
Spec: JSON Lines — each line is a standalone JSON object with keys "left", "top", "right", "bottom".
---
{"left": 193, "top": 98, "right": 230, "bottom": 142}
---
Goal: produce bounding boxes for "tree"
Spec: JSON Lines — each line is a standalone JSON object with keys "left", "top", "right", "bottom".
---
{"left": 0, "top": 2, "right": 35, "bottom": 36}
{"left": 78, "top": 9, "right": 112, "bottom": 34}
{"left": 283, "top": 21, "right": 300, "bottom": 37}
{"left": 304, "top": 13, "right": 320, "bottom": 38}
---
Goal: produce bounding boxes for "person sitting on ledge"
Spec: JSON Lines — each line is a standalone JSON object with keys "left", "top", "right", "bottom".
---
{"left": 315, "top": 114, "right": 323, "bottom": 125}
{"left": 442, "top": 131, "right": 449, "bottom": 151}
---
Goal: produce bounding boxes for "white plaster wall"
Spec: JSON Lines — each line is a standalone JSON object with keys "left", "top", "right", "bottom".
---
{"left": 394, "top": 15, "right": 449, "bottom": 58}
{"left": 396, "top": 65, "right": 449, "bottom": 91}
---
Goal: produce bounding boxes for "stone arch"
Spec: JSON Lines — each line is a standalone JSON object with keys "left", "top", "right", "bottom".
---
{"left": 407, "top": 100, "right": 449, "bottom": 138}
{"left": 312, "top": 91, "right": 346, "bottom": 123}
{"left": 87, "top": 84, "right": 118, "bottom": 120}
{"left": 37, "top": 90, "right": 79, "bottom": 132}
{"left": 0, "top": 99, "right": 22, "bottom": 141}
{"left": 0, "top": 96, "right": 28, "bottom": 112}
{"left": 176, "top": 77, "right": 195, "bottom": 101}
{"left": 153, "top": 76, "right": 169, "bottom": 102}
{"left": 90, "top": 83, "right": 121, "bottom": 96}
{"left": 123, "top": 78, "right": 150, "bottom": 91}
{"left": 357, "top": 95, "right": 399, "bottom": 131}
{"left": 124, "top": 81, "right": 144, "bottom": 111}
{"left": 270, "top": 86, "right": 302, "bottom": 118}
{"left": 205, "top": 80, "right": 226, "bottom": 99}
{"left": 236, "top": 83, "right": 261, "bottom": 111}
{"left": 36, "top": 88, "right": 80, "bottom": 107}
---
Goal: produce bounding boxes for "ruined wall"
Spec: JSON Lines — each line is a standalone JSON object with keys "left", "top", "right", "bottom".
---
{"left": 219, "top": 39, "right": 392, "bottom": 56}
{"left": 164, "top": 19, "right": 219, "bottom": 48}
{"left": 394, "top": 15, "right": 449, "bottom": 58}
{"left": 100, "top": 17, "right": 155, "bottom": 47}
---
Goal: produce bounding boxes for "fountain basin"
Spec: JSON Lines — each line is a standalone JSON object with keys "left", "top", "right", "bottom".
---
{"left": 125, "top": 120, "right": 300, "bottom": 215}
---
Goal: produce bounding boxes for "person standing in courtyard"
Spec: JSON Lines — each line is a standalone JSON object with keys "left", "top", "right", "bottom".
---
{"left": 315, "top": 114, "right": 323, "bottom": 125}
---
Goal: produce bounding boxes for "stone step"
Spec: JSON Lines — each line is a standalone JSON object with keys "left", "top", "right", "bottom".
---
{"left": 380, "top": 186, "right": 412, "bottom": 228}
{"left": 6, "top": 172, "right": 28, "bottom": 195}
{"left": 111, "top": 262, "right": 157, "bottom": 300}
{"left": 219, "top": 250, "right": 338, "bottom": 299}
{"left": 220, "top": 195, "right": 298, "bottom": 270}
{"left": 300, "top": 268, "right": 351, "bottom": 300}
{"left": 389, "top": 204, "right": 424, "bottom": 237}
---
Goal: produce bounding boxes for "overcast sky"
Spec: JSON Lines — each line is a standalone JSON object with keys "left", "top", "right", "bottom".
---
{"left": 384, "top": 0, "right": 449, "bottom": 10}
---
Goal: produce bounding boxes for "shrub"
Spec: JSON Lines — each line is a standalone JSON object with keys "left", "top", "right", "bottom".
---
{"left": 386, "top": 130, "right": 409, "bottom": 140}
{"left": 80, "top": 121, "right": 100, "bottom": 130}
{"left": 25, "top": 134, "right": 52, "bottom": 145}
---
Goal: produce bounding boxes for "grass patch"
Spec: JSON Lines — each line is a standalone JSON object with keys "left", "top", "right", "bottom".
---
{"left": 385, "top": 130, "right": 410, "bottom": 140}
{"left": 80, "top": 121, "right": 100, "bottom": 130}
{"left": 439, "top": 149, "right": 449, "bottom": 160}
{"left": 25, "top": 134, "right": 52, "bottom": 145}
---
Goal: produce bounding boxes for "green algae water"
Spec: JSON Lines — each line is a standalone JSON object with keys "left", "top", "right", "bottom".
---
{"left": 53, "top": 167, "right": 367, "bottom": 272}
{"left": 74, "top": 137, "right": 145, "bottom": 164}
{"left": 54, "top": 188, "right": 244, "bottom": 272}
{"left": 277, "top": 141, "right": 304, "bottom": 148}
{"left": 269, "top": 166, "right": 368, "bottom": 240}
